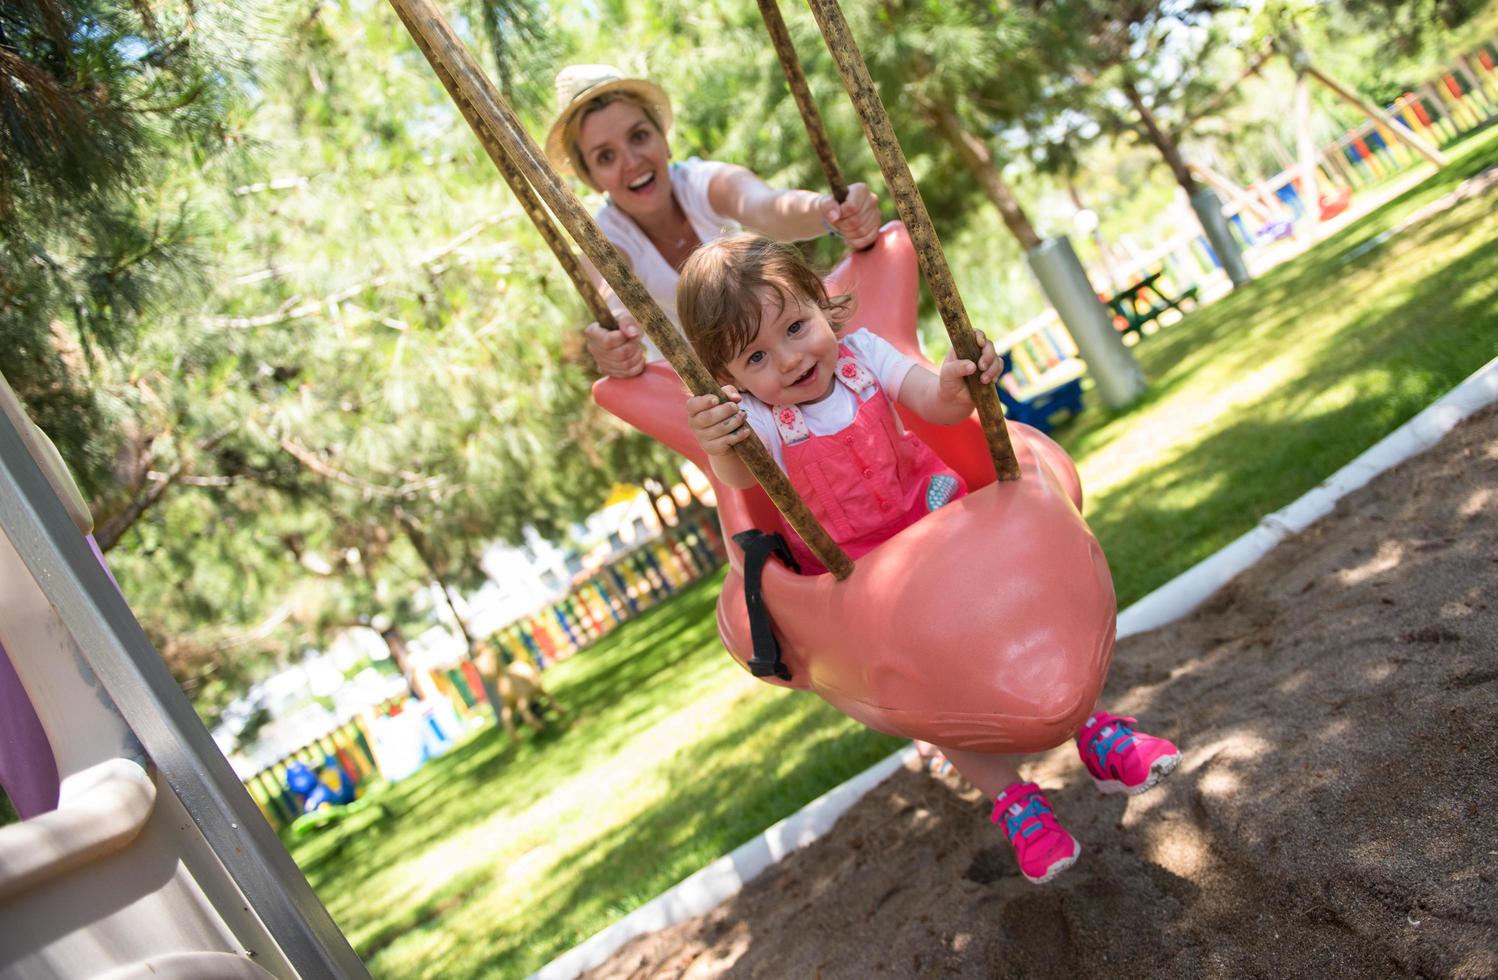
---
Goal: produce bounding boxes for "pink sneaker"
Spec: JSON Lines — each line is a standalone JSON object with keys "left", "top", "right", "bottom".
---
{"left": 1076, "top": 712, "right": 1180, "bottom": 795}
{"left": 991, "top": 782, "right": 1081, "bottom": 884}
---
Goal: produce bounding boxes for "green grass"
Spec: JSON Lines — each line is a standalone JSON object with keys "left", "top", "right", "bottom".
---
{"left": 288, "top": 580, "right": 900, "bottom": 977}
{"left": 288, "top": 126, "right": 1498, "bottom": 978}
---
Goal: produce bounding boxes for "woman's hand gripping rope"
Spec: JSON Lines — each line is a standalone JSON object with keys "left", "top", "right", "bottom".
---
{"left": 817, "top": 182, "right": 882, "bottom": 249}
{"left": 585, "top": 313, "right": 647, "bottom": 379}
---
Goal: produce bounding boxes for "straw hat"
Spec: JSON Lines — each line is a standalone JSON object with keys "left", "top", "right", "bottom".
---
{"left": 543, "top": 64, "right": 674, "bottom": 187}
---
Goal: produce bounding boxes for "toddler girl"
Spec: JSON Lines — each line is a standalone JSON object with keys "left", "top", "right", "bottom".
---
{"left": 678, "top": 234, "right": 1180, "bottom": 884}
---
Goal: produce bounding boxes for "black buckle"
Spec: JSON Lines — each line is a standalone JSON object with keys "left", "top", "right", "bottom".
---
{"left": 732, "top": 530, "right": 800, "bottom": 683}
{"left": 746, "top": 657, "right": 793, "bottom": 681}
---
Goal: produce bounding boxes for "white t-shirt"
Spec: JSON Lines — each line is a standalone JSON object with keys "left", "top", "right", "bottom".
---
{"left": 741, "top": 329, "right": 917, "bottom": 471}
{"left": 593, "top": 157, "right": 741, "bottom": 361}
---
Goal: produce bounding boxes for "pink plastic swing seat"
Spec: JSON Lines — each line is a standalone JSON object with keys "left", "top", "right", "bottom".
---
{"left": 593, "top": 222, "right": 1115, "bottom": 754}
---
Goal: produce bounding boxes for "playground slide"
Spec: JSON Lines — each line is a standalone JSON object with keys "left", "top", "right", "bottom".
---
{"left": 0, "top": 377, "right": 308, "bottom": 979}
{"left": 0, "top": 520, "right": 294, "bottom": 978}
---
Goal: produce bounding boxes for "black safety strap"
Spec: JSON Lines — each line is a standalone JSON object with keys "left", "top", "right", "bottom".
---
{"left": 732, "top": 530, "right": 800, "bottom": 682}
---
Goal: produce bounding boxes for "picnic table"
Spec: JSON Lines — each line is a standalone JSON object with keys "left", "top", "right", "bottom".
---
{"left": 1103, "top": 269, "right": 1200, "bottom": 340}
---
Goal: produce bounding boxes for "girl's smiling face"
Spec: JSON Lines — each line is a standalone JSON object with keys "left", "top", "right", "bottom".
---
{"left": 723, "top": 288, "right": 841, "bottom": 407}
{"left": 577, "top": 100, "right": 673, "bottom": 218}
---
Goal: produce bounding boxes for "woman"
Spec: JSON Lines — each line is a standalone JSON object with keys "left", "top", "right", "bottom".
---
{"left": 543, "top": 64, "right": 882, "bottom": 379}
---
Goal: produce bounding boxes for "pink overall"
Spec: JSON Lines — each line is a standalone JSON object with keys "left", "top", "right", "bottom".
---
{"left": 773, "top": 345, "right": 967, "bottom": 574}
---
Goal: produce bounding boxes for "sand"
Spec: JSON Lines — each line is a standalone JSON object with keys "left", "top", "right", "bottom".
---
{"left": 584, "top": 402, "right": 1498, "bottom": 980}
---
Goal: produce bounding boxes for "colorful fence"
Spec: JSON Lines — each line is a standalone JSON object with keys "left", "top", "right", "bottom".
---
{"left": 1252, "top": 42, "right": 1497, "bottom": 224}
{"left": 432, "top": 659, "right": 492, "bottom": 719}
{"left": 486, "top": 512, "right": 727, "bottom": 668}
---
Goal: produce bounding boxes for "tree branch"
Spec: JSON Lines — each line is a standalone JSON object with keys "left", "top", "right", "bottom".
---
{"left": 1186, "top": 43, "right": 1276, "bottom": 127}
{"left": 120, "top": 80, "right": 208, "bottom": 114}
{"left": 278, "top": 435, "right": 443, "bottom": 499}
{"left": 202, "top": 213, "right": 514, "bottom": 330}
{"left": 95, "top": 457, "right": 181, "bottom": 552}
{"left": 95, "top": 426, "right": 233, "bottom": 552}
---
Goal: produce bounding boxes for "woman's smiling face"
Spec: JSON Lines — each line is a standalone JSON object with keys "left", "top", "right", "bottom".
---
{"left": 577, "top": 100, "right": 673, "bottom": 218}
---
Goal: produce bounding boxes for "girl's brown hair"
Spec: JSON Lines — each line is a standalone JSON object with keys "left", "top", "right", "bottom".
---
{"left": 677, "top": 235, "right": 854, "bottom": 378}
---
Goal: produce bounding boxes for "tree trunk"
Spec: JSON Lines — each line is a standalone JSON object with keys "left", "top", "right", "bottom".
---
{"left": 1120, "top": 79, "right": 1201, "bottom": 196}
{"left": 1121, "top": 79, "right": 1251, "bottom": 287}
{"left": 919, "top": 97, "right": 1043, "bottom": 251}
{"left": 398, "top": 512, "right": 505, "bottom": 725}
{"left": 379, "top": 624, "right": 427, "bottom": 700}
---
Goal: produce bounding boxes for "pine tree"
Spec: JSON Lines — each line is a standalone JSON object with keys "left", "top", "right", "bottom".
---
{"left": 1, "top": 0, "right": 245, "bottom": 497}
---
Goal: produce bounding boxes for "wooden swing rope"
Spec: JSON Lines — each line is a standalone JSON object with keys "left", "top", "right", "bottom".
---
{"left": 755, "top": 0, "right": 849, "bottom": 203}
{"left": 422, "top": 44, "right": 617, "bottom": 330}
{"left": 388, "top": 0, "right": 856, "bottom": 580}
{"left": 802, "top": 0, "right": 1019, "bottom": 481}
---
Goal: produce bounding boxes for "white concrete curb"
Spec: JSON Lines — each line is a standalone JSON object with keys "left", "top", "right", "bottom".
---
{"left": 531, "top": 356, "right": 1498, "bottom": 980}
{"left": 1117, "top": 354, "right": 1498, "bottom": 636}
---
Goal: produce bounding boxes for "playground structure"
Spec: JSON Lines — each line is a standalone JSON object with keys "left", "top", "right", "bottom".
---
{"left": 1198, "top": 37, "right": 1495, "bottom": 245}
{"left": 996, "top": 344, "right": 1085, "bottom": 435}
{"left": 284, "top": 758, "right": 357, "bottom": 816}
{"left": 1049, "top": 39, "right": 1498, "bottom": 345}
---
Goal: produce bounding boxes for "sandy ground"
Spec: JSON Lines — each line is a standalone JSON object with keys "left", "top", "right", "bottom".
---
{"left": 584, "top": 402, "right": 1498, "bottom": 979}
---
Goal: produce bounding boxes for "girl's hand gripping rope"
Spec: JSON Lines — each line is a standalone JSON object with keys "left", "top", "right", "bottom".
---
{"left": 687, "top": 386, "right": 752, "bottom": 457}
{"left": 937, "top": 329, "right": 1001, "bottom": 407}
